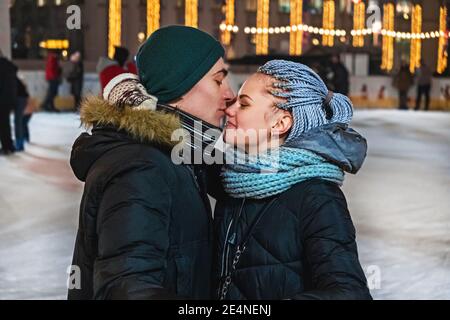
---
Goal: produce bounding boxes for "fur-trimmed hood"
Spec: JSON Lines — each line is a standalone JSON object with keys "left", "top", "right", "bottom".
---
{"left": 70, "top": 97, "right": 182, "bottom": 181}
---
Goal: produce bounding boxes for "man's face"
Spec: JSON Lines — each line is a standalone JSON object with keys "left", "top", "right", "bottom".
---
{"left": 172, "top": 58, "right": 235, "bottom": 127}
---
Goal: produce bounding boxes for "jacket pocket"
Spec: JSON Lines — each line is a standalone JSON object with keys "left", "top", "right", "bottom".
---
{"left": 175, "top": 256, "right": 192, "bottom": 298}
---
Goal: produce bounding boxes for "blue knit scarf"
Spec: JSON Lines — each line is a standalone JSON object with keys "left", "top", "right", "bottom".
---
{"left": 222, "top": 147, "right": 344, "bottom": 199}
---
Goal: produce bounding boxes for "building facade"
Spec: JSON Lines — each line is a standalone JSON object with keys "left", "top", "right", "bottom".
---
{"left": 8, "top": 0, "right": 448, "bottom": 75}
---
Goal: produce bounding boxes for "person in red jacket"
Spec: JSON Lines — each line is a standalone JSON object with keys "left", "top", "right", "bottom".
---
{"left": 96, "top": 46, "right": 137, "bottom": 92}
{"left": 40, "top": 51, "right": 62, "bottom": 112}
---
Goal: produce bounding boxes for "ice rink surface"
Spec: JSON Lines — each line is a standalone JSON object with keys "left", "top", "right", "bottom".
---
{"left": 0, "top": 110, "right": 449, "bottom": 299}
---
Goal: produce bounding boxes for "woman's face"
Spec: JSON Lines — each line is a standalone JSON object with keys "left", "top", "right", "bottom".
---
{"left": 223, "top": 73, "right": 292, "bottom": 154}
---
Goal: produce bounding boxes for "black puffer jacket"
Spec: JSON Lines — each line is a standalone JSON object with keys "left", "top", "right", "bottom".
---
{"left": 0, "top": 57, "right": 18, "bottom": 108}
{"left": 68, "top": 98, "right": 214, "bottom": 300}
{"left": 214, "top": 124, "right": 372, "bottom": 300}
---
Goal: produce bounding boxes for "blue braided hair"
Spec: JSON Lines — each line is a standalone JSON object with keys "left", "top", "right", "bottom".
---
{"left": 258, "top": 60, "right": 353, "bottom": 143}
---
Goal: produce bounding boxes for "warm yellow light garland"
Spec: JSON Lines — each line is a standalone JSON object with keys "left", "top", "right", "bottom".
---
{"left": 437, "top": 5, "right": 448, "bottom": 74}
{"left": 256, "top": 0, "right": 270, "bottom": 55}
{"left": 381, "top": 2, "right": 394, "bottom": 71}
{"left": 221, "top": 0, "right": 235, "bottom": 45}
{"left": 322, "top": 0, "right": 335, "bottom": 47}
{"left": 185, "top": 0, "right": 198, "bottom": 28}
{"left": 108, "top": 0, "right": 121, "bottom": 58}
{"left": 290, "top": 0, "right": 303, "bottom": 55}
{"left": 353, "top": 1, "right": 365, "bottom": 47}
{"left": 147, "top": 0, "right": 160, "bottom": 38}
{"left": 410, "top": 4, "right": 422, "bottom": 73}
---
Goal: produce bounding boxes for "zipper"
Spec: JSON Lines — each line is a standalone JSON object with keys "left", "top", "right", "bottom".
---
{"left": 219, "top": 198, "right": 246, "bottom": 297}
{"left": 220, "top": 217, "right": 234, "bottom": 277}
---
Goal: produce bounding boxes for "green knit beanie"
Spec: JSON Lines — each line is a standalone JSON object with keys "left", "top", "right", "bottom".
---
{"left": 136, "top": 25, "right": 225, "bottom": 104}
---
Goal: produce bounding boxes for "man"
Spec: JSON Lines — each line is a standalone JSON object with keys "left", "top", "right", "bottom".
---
{"left": 0, "top": 49, "right": 18, "bottom": 155}
{"left": 393, "top": 62, "right": 414, "bottom": 110}
{"left": 14, "top": 76, "right": 30, "bottom": 152}
{"left": 67, "top": 51, "right": 84, "bottom": 111}
{"left": 415, "top": 60, "right": 432, "bottom": 111}
{"left": 68, "top": 26, "right": 234, "bottom": 300}
{"left": 330, "top": 54, "right": 350, "bottom": 95}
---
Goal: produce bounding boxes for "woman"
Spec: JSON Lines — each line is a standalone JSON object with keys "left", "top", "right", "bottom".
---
{"left": 215, "top": 60, "right": 371, "bottom": 300}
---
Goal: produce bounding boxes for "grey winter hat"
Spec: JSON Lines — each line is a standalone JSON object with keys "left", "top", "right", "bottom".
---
{"left": 258, "top": 60, "right": 354, "bottom": 143}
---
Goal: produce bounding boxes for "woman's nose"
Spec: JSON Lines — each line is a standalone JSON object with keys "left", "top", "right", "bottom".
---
{"left": 225, "top": 100, "right": 238, "bottom": 117}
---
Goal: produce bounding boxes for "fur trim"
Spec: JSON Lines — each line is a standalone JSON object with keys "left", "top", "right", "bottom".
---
{"left": 80, "top": 96, "right": 182, "bottom": 147}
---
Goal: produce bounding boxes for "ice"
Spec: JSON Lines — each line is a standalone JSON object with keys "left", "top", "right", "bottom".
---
{"left": 344, "top": 110, "right": 450, "bottom": 300}
{"left": 0, "top": 112, "right": 84, "bottom": 299}
{"left": 0, "top": 110, "right": 449, "bottom": 299}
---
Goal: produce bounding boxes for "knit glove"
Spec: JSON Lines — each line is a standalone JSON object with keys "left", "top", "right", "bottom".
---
{"left": 103, "top": 73, "right": 158, "bottom": 111}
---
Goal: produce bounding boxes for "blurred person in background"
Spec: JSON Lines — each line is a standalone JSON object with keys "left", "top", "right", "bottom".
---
{"left": 67, "top": 51, "right": 84, "bottom": 111}
{"left": 40, "top": 51, "right": 62, "bottom": 112}
{"left": 96, "top": 46, "right": 137, "bottom": 91}
{"left": 22, "top": 97, "right": 36, "bottom": 145}
{"left": 393, "top": 62, "right": 414, "bottom": 110}
{"left": 0, "top": 49, "right": 18, "bottom": 155}
{"left": 415, "top": 59, "right": 432, "bottom": 111}
{"left": 330, "top": 54, "right": 349, "bottom": 96}
{"left": 14, "top": 76, "right": 30, "bottom": 152}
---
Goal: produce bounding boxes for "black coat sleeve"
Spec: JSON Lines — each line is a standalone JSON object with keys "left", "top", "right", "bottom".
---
{"left": 93, "top": 161, "right": 176, "bottom": 300}
{"left": 294, "top": 182, "right": 372, "bottom": 300}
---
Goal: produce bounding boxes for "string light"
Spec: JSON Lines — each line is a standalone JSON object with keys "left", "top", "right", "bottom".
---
{"left": 322, "top": 0, "right": 335, "bottom": 46}
{"left": 185, "top": 0, "right": 198, "bottom": 28}
{"left": 352, "top": 0, "right": 365, "bottom": 47}
{"left": 147, "top": 0, "right": 160, "bottom": 38}
{"left": 410, "top": 4, "right": 422, "bottom": 73}
{"left": 230, "top": 21, "right": 440, "bottom": 41}
{"left": 437, "top": 5, "right": 448, "bottom": 74}
{"left": 108, "top": 0, "right": 121, "bottom": 59}
{"left": 381, "top": 2, "right": 394, "bottom": 72}
{"left": 256, "top": 0, "right": 270, "bottom": 55}
{"left": 221, "top": 0, "right": 235, "bottom": 45}
{"left": 39, "top": 39, "right": 69, "bottom": 50}
{"left": 290, "top": 0, "right": 303, "bottom": 56}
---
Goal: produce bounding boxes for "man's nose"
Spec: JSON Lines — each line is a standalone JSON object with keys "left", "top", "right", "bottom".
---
{"left": 222, "top": 82, "right": 235, "bottom": 104}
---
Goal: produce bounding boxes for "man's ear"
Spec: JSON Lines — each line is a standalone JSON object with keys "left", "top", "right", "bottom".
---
{"left": 271, "top": 110, "right": 293, "bottom": 137}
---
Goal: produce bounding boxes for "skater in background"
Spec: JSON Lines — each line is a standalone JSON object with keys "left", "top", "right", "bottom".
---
{"left": 0, "top": 49, "right": 18, "bottom": 155}
{"left": 393, "top": 62, "right": 414, "bottom": 110}
{"left": 22, "top": 94, "right": 37, "bottom": 144}
{"left": 415, "top": 59, "right": 432, "bottom": 111}
{"left": 96, "top": 46, "right": 137, "bottom": 91}
{"left": 67, "top": 51, "right": 84, "bottom": 111}
{"left": 14, "top": 76, "right": 30, "bottom": 152}
{"left": 330, "top": 54, "right": 350, "bottom": 95}
{"left": 40, "top": 51, "right": 62, "bottom": 112}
